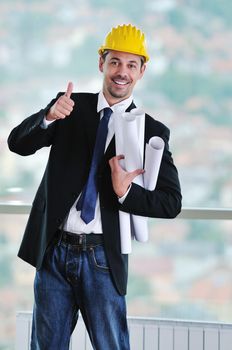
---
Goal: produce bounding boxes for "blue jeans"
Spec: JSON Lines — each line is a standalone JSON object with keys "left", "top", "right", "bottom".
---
{"left": 31, "top": 239, "right": 130, "bottom": 350}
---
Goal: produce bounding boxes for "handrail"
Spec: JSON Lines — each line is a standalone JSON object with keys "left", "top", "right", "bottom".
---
{"left": 178, "top": 207, "right": 232, "bottom": 220}
{"left": 0, "top": 203, "right": 231, "bottom": 219}
{"left": 0, "top": 203, "right": 31, "bottom": 214}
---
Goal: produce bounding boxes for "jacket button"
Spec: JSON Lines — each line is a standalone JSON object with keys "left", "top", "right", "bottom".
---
{"left": 56, "top": 218, "right": 62, "bottom": 224}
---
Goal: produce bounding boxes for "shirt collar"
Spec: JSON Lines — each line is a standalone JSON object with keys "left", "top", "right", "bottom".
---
{"left": 97, "top": 91, "right": 133, "bottom": 114}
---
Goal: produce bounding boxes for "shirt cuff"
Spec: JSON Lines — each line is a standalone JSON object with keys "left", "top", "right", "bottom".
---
{"left": 41, "top": 116, "right": 55, "bottom": 129}
{"left": 118, "top": 185, "right": 132, "bottom": 204}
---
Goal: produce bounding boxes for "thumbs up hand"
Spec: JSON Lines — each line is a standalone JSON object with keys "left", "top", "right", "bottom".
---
{"left": 46, "top": 82, "right": 75, "bottom": 121}
{"left": 65, "top": 81, "right": 73, "bottom": 99}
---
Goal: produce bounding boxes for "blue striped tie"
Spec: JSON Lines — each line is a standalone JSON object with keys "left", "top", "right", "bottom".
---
{"left": 76, "top": 107, "right": 112, "bottom": 224}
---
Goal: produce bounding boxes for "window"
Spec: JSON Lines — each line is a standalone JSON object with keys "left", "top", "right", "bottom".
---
{"left": 1, "top": 1, "right": 231, "bottom": 208}
{"left": 0, "top": 0, "right": 232, "bottom": 348}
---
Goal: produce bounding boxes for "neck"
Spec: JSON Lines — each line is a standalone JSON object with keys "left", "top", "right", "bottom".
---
{"left": 102, "top": 91, "right": 131, "bottom": 107}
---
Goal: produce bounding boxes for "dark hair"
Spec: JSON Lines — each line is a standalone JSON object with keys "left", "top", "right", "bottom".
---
{"left": 101, "top": 50, "right": 145, "bottom": 68}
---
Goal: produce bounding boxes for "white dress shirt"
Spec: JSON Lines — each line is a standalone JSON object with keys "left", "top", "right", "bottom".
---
{"left": 43, "top": 92, "right": 133, "bottom": 233}
{"left": 60, "top": 91, "right": 133, "bottom": 234}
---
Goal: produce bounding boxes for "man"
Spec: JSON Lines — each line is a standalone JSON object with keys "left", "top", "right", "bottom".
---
{"left": 8, "top": 24, "right": 181, "bottom": 350}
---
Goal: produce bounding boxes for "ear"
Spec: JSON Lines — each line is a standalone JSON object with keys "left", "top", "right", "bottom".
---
{"left": 139, "top": 64, "right": 146, "bottom": 79}
{"left": 99, "top": 56, "right": 104, "bottom": 73}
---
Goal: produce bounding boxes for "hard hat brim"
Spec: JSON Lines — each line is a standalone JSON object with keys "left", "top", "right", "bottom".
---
{"left": 98, "top": 47, "right": 149, "bottom": 63}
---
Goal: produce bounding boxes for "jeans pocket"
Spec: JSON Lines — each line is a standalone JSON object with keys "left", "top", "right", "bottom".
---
{"left": 90, "top": 246, "right": 110, "bottom": 272}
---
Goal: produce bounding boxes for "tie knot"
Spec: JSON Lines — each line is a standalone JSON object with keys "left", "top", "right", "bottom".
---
{"left": 103, "top": 107, "right": 112, "bottom": 121}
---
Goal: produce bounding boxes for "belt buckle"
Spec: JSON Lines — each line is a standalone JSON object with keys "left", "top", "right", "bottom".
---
{"left": 79, "top": 234, "right": 87, "bottom": 251}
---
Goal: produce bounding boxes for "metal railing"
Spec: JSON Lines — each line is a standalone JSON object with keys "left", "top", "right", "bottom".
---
{"left": 0, "top": 203, "right": 231, "bottom": 219}
{"left": 16, "top": 311, "right": 232, "bottom": 350}
{"left": 1, "top": 202, "right": 231, "bottom": 349}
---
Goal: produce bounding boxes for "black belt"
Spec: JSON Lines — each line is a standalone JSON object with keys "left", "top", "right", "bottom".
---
{"left": 57, "top": 229, "right": 103, "bottom": 249}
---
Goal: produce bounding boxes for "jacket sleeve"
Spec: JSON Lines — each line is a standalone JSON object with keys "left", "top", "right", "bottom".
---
{"left": 7, "top": 95, "right": 61, "bottom": 156}
{"left": 119, "top": 123, "right": 182, "bottom": 219}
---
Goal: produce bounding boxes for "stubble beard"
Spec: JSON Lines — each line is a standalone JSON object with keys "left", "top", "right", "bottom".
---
{"left": 107, "top": 84, "right": 130, "bottom": 100}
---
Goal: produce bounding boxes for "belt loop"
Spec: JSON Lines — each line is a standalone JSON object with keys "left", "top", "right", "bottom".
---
{"left": 81, "top": 234, "right": 87, "bottom": 251}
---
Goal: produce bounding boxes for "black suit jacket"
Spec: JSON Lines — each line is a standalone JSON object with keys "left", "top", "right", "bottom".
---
{"left": 8, "top": 92, "right": 182, "bottom": 295}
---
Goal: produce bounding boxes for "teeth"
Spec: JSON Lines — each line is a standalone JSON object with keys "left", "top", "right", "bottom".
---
{"left": 114, "top": 80, "right": 127, "bottom": 85}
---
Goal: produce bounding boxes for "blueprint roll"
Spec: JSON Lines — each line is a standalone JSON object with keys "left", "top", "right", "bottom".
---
{"left": 144, "top": 136, "right": 165, "bottom": 190}
{"left": 114, "top": 108, "right": 145, "bottom": 253}
{"left": 114, "top": 109, "right": 165, "bottom": 253}
{"left": 121, "top": 110, "right": 148, "bottom": 244}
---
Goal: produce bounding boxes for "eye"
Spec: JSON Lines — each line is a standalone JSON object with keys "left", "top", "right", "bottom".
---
{"left": 111, "top": 60, "right": 119, "bottom": 66}
{"left": 128, "top": 63, "right": 137, "bottom": 69}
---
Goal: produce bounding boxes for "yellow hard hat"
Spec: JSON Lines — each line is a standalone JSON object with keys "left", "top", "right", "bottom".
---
{"left": 98, "top": 24, "right": 150, "bottom": 62}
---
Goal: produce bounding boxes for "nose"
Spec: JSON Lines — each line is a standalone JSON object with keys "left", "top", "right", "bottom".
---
{"left": 116, "top": 63, "right": 128, "bottom": 78}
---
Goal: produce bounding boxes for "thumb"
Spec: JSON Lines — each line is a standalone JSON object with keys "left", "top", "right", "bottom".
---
{"left": 65, "top": 81, "right": 73, "bottom": 98}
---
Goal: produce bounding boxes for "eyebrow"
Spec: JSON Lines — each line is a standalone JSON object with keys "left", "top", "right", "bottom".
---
{"left": 110, "top": 57, "right": 139, "bottom": 65}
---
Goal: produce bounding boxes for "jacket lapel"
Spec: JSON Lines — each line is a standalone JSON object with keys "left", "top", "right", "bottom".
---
{"left": 83, "top": 94, "right": 100, "bottom": 154}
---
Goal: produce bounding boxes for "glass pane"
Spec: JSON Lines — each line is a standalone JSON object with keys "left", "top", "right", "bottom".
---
{"left": 128, "top": 217, "right": 232, "bottom": 322}
{"left": 1, "top": 1, "right": 232, "bottom": 207}
{"left": 1, "top": 212, "right": 232, "bottom": 348}
{"left": 0, "top": 214, "right": 34, "bottom": 349}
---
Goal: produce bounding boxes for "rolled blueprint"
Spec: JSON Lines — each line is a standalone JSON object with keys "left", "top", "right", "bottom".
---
{"left": 114, "top": 108, "right": 165, "bottom": 254}
{"left": 114, "top": 110, "right": 131, "bottom": 253}
{"left": 121, "top": 110, "right": 148, "bottom": 245}
{"left": 114, "top": 108, "right": 145, "bottom": 253}
{"left": 129, "top": 135, "right": 165, "bottom": 243}
{"left": 144, "top": 136, "right": 165, "bottom": 190}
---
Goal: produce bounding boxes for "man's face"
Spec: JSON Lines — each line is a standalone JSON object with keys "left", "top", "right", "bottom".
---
{"left": 99, "top": 50, "right": 146, "bottom": 106}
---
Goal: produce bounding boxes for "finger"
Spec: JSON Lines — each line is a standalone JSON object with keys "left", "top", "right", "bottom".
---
{"left": 58, "top": 106, "right": 73, "bottom": 117}
{"left": 65, "top": 81, "right": 73, "bottom": 98}
{"left": 109, "top": 158, "right": 114, "bottom": 170}
{"left": 129, "top": 168, "right": 145, "bottom": 180}
{"left": 54, "top": 110, "right": 66, "bottom": 119}
{"left": 109, "top": 155, "right": 125, "bottom": 170}
{"left": 116, "top": 154, "right": 125, "bottom": 160}
{"left": 109, "top": 155, "right": 125, "bottom": 165}
{"left": 133, "top": 168, "right": 145, "bottom": 175}
{"left": 57, "top": 95, "right": 74, "bottom": 112}
{"left": 65, "top": 97, "right": 75, "bottom": 107}
{"left": 59, "top": 96, "right": 75, "bottom": 108}
{"left": 110, "top": 155, "right": 124, "bottom": 160}
{"left": 57, "top": 101, "right": 73, "bottom": 115}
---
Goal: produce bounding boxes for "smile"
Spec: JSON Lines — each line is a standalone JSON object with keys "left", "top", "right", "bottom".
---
{"left": 112, "top": 79, "right": 129, "bottom": 86}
